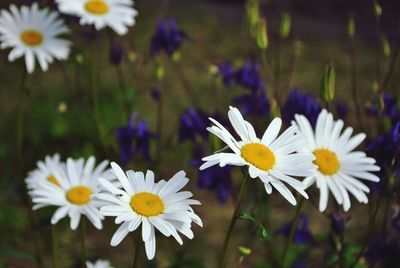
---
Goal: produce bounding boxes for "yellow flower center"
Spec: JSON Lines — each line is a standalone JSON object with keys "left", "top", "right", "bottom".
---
{"left": 84, "top": 0, "right": 109, "bottom": 15}
{"left": 241, "top": 143, "right": 276, "bottom": 171}
{"left": 313, "top": 149, "right": 340, "bottom": 175}
{"left": 130, "top": 192, "right": 164, "bottom": 217}
{"left": 47, "top": 175, "right": 61, "bottom": 187}
{"left": 66, "top": 186, "right": 93, "bottom": 205}
{"left": 20, "top": 30, "right": 43, "bottom": 46}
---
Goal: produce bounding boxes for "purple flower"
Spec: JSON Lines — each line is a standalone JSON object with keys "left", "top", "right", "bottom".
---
{"left": 115, "top": 114, "right": 155, "bottom": 165}
{"left": 150, "top": 19, "right": 187, "bottom": 56}
{"left": 178, "top": 109, "right": 209, "bottom": 143}
{"left": 367, "top": 93, "right": 400, "bottom": 123}
{"left": 281, "top": 89, "right": 321, "bottom": 127}
{"left": 151, "top": 85, "right": 161, "bottom": 101}
{"left": 330, "top": 212, "right": 347, "bottom": 236}
{"left": 191, "top": 146, "right": 232, "bottom": 204}
{"left": 276, "top": 214, "right": 313, "bottom": 244}
{"left": 109, "top": 41, "right": 124, "bottom": 66}
{"left": 366, "top": 122, "right": 400, "bottom": 192}
{"left": 217, "top": 62, "right": 234, "bottom": 87}
{"left": 365, "top": 236, "right": 400, "bottom": 266}
{"left": 234, "top": 60, "right": 264, "bottom": 92}
{"left": 233, "top": 90, "right": 270, "bottom": 117}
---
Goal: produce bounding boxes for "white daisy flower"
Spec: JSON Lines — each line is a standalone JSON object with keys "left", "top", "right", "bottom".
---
{"left": 25, "top": 154, "right": 64, "bottom": 190}
{"left": 86, "top": 259, "right": 113, "bottom": 268}
{"left": 29, "top": 157, "right": 112, "bottom": 230}
{"left": 95, "top": 162, "right": 203, "bottom": 260}
{"left": 56, "top": 0, "right": 138, "bottom": 35}
{"left": 199, "top": 106, "right": 316, "bottom": 205}
{"left": 0, "top": 3, "right": 70, "bottom": 73}
{"left": 293, "top": 109, "right": 380, "bottom": 212}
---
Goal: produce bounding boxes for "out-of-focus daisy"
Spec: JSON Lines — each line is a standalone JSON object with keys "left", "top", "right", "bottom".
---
{"left": 0, "top": 3, "right": 70, "bottom": 73}
{"left": 86, "top": 259, "right": 113, "bottom": 268}
{"left": 95, "top": 162, "right": 202, "bottom": 260}
{"left": 29, "top": 157, "right": 112, "bottom": 230}
{"left": 293, "top": 109, "right": 380, "bottom": 212}
{"left": 25, "top": 154, "right": 65, "bottom": 191}
{"left": 56, "top": 0, "right": 138, "bottom": 35}
{"left": 200, "top": 106, "right": 316, "bottom": 205}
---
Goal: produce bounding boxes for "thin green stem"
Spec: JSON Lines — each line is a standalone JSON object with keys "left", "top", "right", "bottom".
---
{"left": 172, "top": 61, "right": 200, "bottom": 108}
{"left": 281, "top": 197, "right": 305, "bottom": 268}
{"left": 79, "top": 219, "right": 87, "bottom": 268}
{"left": 16, "top": 68, "right": 27, "bottom": 162}
{"left": 51, "top": 224, "right": 59, "bottom": 268}
{"left": 132, "top": 231, "right": 140, "bottom": 268}
{"left": 218, "top": 172, "right": 250, "bottom": 268}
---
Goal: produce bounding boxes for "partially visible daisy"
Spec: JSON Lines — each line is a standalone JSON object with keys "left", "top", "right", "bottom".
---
{"left": 200, "top": 106, "right": 316, "bottom": 205}
{"left": 0, "top": 3, "right": 70, "bottom": 73}
{"left": 293, "top": 109, "right": 380, "bottom": 212}
{"left": 29, "top": 157, "right": 112, "bottom": 230}
{"left": 26, "top": 154, "right": 64, "bottom": 190}
{"left": 86, "top": 259, "right": 113, "bottom": 268}
{"left": 56, "top": 0, "right": 138, "bottom": 35}
{"left": 95, "top": 162, "right": 202, "bottom": 260}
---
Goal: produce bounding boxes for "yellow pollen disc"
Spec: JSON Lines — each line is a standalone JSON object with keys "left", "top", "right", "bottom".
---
{"left": 313, "top": 149, "right": 340, "bottom": 175}
{"left": 20, "top": 30, "right": 43, "bottom": 46}
{"left": 130, "top": 192, "right": 164, "bottom": 217}
{"left": 241, "top": 143, "right": 276, "bottom": 171}
{"left": 84, "top": 0, "right": 109, "bottom": 15}
{"left": 66, "top": 186, "right": 93, "bottom": 205}
{"left": 47, "top": 175, "right": 61, "bottom": 187}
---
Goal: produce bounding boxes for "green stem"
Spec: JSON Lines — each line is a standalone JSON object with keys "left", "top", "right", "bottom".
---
{"left": 132, "top": 231, "right": 140, "bottom": 268}
{"left": 172, "top": 61, "right": 200, "bottom": 108}
{"left": 281, "top": 197, "right": 305, "bottom": 268}
{"left": 79, "top": 220, "right": 87, "bottom": 268}
{"left": 16, "top": 68, "right": 27, "bottom": 162}
{"left": 218, "top": 172, "right": 250, "bottom": 268}
{"left": 51, "top": 224, "right": 59, "bottom": 268}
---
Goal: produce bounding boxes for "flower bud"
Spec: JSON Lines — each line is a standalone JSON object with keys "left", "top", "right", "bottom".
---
{"left": 373, "top": 0, "right": 382, "bottom": 18}
{"left": 109, "top": 41, "right": 124, "bottom": 66}
{"left": 279, "top": 12, "right": 291, "bottom": 39}
{"left": 347, "top": 15, "right": 355, "bottom": 38}
{"left": 246, "top": 0, "right": 260, "bottom": 38}
{"left": 381, "top": 36, "right": 391, "bottom": 58}
{"left": 321, "top": 63, "right": 336, "bottom": 102}
{"left": 256, "top": 17, "right": 268, "bottom": 50}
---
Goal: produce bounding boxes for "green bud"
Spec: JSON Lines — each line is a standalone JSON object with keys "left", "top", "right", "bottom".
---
{"left": 321, "top": 63, "right": 336, "bottom": 102}
{"left": 156, "top": 65, "right": 164, "bottom": 81}
{"left": 238, "top": 246, "right": 252, "bottom": 256}
{"left": 347, "top": 15, "right": 355, "bottom": 38}
{"left": 246, "top": 0, "right": 260, "bottom": 38}
{"left": 279, "top": 12, "right": 291, "bottom": 39}
{"left": 171, "top": 52, "right": 181, "bottom": 62}
{"left": 75, "top": 54, "right": 84, "bottom": 65}
{"left": 58, "top": 101, "right": 68, "bottom": 113}
{"left": 208, "top": 64, "right": 219, "bottom": 75}
{"left": 256, "top": 18, "right": 268, "bottom": 50}
{"left": 371, "top": 80, "right": 379, "bottom": 93}
{"left": 270, "top": 98, "right": 281, "bottom": 118}
{"left": 381, "top": 36, "right": 391, "bottom": 58}
{"left": 373, "top": 1, "right": 382, "bottom": 18}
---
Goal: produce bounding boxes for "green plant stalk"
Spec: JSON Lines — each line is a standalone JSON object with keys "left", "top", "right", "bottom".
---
{"left": 172, "top": 61, "right": 200, "bottom": 108}
{"left": 281, "top": 197, "right": 305, "bottom": 268}
{"left": 218, "top": 172, "right": 250, "bottom": 268}
{"left": 51, "top": 224, "right": 59, "bottom": 268}
{"left": 132, "top": 231, "right": 140, "bottom": 268}
{"left": 79, "top": 219, "right": 87, "bottom": 268}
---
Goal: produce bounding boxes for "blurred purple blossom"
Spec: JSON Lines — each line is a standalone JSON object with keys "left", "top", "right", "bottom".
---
{"left": 276, "top": 214, "right": 313, "bottom": 244}
{"left": 178, "top": 109, "right": 209, "bottom": 143}
{"left": 365, "top": 236, "right": 400, "bottom": 266}
{"left": 151, "top": 85, "right": 161, "bottom": 101}
{"left": 150, "top": 19, "right": 187, "bottom": 56}
{"left": 217, "top": 62, "right": 235, "bottom": 87}
{"left": 335, "top": 100, "right": 348, "bottom": 119}
{"left": 234, "top": 60, "right": 264, "bottom": 92}
{"left": 367, "top": 93, "right": 400, "bottom": 123}
{"left": 109, "top": 41, "right": 124, "bottom": 66}
{"left": 330, "top": 212, "right": 347, "bottom": 236}
{"left": 233, "top": 90, "right": 270, "bottom": 117}
{"left": 191, "top": 146, "right": 232, "bottom": 204}
{"left": 281, "top": 89, "right": 321, "bottom": 127}
{"left": 115, "top": 113, "right": 156, "bottom": 165}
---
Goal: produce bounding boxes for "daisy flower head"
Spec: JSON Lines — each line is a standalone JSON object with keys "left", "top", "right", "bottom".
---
{"left": 293, "top": 109, "right": 381, "bottom": 212}
{"left": 29, "top": 157, "right": 112, "bottom": 230}
{"left": 0, "top": 3, "right": 70, "bottom": 73}
{"left": 200, "top": 106, "right": 317, "bottom": 205}
{"left": 95, "top": 162, "right": 202, "bottom": 260}
{"left": 56, "top": 0, "right": 138, "bottom": 35}
{"left": 86, "top": 259, "right": 113, "bottom": 268}
{"left": 25, "top": 154, "right": 64, "bottom": 190}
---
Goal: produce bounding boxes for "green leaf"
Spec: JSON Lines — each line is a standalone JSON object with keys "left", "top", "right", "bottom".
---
{"left": 238, "top": 213, "right": 269, "bottom": 241}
